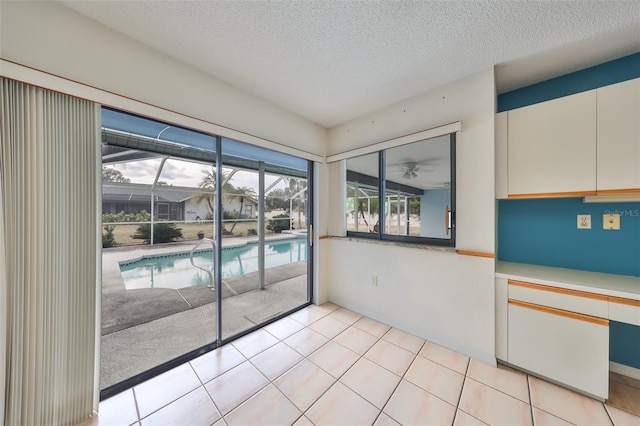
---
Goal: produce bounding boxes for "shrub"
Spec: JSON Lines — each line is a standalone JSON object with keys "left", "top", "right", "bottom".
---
{"left": 132, "top": 222, "right": 183, "bottom": 244}
{"left": 266, "top": 213, "right": 290, "bottom": 233}
{"left": 102, "top": 225, "right": 116, "bottom": 248}
{"left": 223, "top": 210, "right": 238, "bottom": 220}
{"left": 103, "top": 210, "right": 151, "bottom": 223}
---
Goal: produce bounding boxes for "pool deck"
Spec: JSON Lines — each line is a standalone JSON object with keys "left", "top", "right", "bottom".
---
{"left": 101, "top": 234, "right": 308, "bottom": 389}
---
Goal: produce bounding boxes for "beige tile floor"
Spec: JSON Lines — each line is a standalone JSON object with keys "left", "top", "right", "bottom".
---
{"left": 82, "top": 303, "right": 640, "bottom": 426}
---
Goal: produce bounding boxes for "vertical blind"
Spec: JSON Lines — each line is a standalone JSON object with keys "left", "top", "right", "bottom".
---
{"left": 0, "top": 78, "right": 99, "bottom": 425}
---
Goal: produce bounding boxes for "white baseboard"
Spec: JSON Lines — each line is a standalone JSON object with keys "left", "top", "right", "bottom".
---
{"left": 610, "top": 362, "right": 640, "bottom": 380}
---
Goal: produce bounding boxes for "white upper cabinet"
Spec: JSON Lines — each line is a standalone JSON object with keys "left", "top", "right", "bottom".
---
{"left": 596, "top": 79, "right": 640, "bottom": 192}
{"left": 507, "top": 91, "right": 597, "bottom": 196}
{"left": 495, "top": 112, "right": 508, "bottom": 199}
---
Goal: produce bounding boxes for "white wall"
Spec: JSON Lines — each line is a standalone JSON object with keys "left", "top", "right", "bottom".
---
{"left": 325, "top": 239, "right": 495, "bottom": 364}
{"left": 0, "top": 1, "right": 327, "bottom": 157}
{"left": 323, "top": 69, "right": 496, "bottom": 364}
{"left": 329, "top": 69, "right": 495, "bottom": 252}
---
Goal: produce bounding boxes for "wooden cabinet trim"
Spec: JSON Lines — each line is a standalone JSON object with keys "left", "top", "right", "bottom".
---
{"left": 508, "top": 191, "right": 597, "bottom": 199}
{"left": 509, "top": 299, "right": 609, "bottom": 326}
{"left": 596, "top": 188, "right": 640, "bottom": 196}
{"left": 508, "top": 279, "right": 609, "bottom": 301}
{"left": 609, "top": 296, "right": 640, "bottom": 307}
{"left": 456, "top": 250, "right": 494, "bottom": 258}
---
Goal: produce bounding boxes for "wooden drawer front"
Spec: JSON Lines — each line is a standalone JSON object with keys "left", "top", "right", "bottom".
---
{"left": 609, "top": 297, "right": 640, "bottom": 326}
{"left": 508, "top": 300, "right": 609, "bottom": 399}
{"left": 508, "top": 280, "right": 608, "bottom": 318}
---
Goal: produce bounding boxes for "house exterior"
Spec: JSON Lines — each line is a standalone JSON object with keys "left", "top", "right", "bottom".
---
{"left": 102, "top": 182, "right": 258, "bottom": 221}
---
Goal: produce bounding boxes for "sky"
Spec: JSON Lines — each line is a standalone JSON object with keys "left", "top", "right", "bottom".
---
{"left": 106, "top": 157, "right": 292, "bottom": 192}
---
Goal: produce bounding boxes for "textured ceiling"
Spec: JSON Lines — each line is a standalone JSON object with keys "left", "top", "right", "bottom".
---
{"left": 58, "top": 1, "right": 640, "bottom": 128}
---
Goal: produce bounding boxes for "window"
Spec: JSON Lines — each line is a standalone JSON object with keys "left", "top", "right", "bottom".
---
{"left": 345, "top": 134, "right": 455, "bottom": 246}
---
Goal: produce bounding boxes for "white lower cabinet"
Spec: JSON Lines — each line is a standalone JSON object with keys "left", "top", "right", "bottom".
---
{"left": 507, "top": 301, "right": 609, "bottom": 399}
{"left": 609, "top": 297, "right": 640, "bottom": 326}
{"left": 495, "top": 278, "right": 508, "bottom": 360}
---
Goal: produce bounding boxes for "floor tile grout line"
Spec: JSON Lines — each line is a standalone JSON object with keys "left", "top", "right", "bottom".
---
{"left": 415, "top": 345, "right": 469, "bottom": 377}
{"left": 137, "top": 384, "right": 203, "bottom": 423}
{"left": 220, "top": 336, "right": 306, "bottom": 420}
{"left": 527, "top": 374, "right": 535, "bottom": 425}
{"left": 375, "top": 349, "right": 425, "bottom": 425}
{"left": 456, "top": 356, "right": 471, "bottom": 410}
{"left": 603, "top": 402, "right": 616, "bottom": 426}
{"left": 298, "top": 323, "right": 385, "bottom": 422}
{"left": 266, "top": 357, "right": 327, "bottom": 417}
{"left": 223, "top": 322, "right": 336, "bottom": 422}
{"left": 187, "top": 360, "right": 225, "bottom": 418}
{"left": 131, "top": 387, "right": 142, "bottom": 424}
{"left": 190, "top": 360, "right": 228, "bottom": 422}
{"left": 535, "top": 407, "right": 579, "bottom": 426}
{"left": 298, "top": 333, "right": 370, "bottom": 422}
{"left": 386, "top": 353, "right": 462, "bottom": 425}
{"left": 449, "top": 354, "right": 472, "bottom": 425}
{"left": 457, "top": 408, "right": 491, "bottom": 426}
{"left": 351, "top": 317, "right": 392, "bottom": 338}
{"left": 463, "top": 364, "right": 532, "bottom": 405}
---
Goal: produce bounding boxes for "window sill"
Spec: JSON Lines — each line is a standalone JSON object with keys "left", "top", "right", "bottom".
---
{"left": 326, "top": 235, "right": 457, "bottom": 254}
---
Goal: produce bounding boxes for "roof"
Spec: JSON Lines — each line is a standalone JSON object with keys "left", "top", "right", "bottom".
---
{"left": 102, "top": 182, "right": 206, "bottom": 204}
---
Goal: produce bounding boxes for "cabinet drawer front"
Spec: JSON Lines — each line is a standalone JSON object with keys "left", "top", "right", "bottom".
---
{"left": 609, "top": 297, "right": 640, "bottom": 326}
{"left": 508, "top": 301, "right": 609, "bottom": 399}
{"left": 508, "top": 280, "right": 608, "bottom": 318}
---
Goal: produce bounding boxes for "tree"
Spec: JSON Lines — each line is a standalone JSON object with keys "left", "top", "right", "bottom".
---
{"left": 265, "top": 188, "right": 288, "bottom": 211}
{"left": 102, "top": 166, "right": 130, "bottom": 183}
{"left": 227, "top": 186, "right": 257, "bottom": 233}
{"left": 190, "top": 168, "right": 234, "bottom": 217}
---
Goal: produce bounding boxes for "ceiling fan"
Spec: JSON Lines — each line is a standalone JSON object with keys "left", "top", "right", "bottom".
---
{"left": 402, "top": 162, "right": 420, "bottom": 180}
{"left": 387, "top": 158, "right": 440, "bottom": 180}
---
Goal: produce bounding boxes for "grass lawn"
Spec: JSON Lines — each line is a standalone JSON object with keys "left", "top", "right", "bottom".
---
{"left": 103, "top": 219, "right": 306, "bottom": 247}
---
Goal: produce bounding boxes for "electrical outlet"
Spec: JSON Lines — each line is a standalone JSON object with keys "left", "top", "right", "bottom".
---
{"left": 577, "top": 214, "right": 591, "bottom": 229}
{"left": 371, "top": 275, "right": 378, "bottom": 287}
{"left": 603, "top": 213, "right": 621, "bottom": 230}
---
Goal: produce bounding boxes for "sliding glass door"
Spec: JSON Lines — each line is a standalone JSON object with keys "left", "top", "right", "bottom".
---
{"left": 219, "top": 138, "right": 312, "bottom": 341}
{"left": 100, "top": 108, "right": 312, "bottom": 398}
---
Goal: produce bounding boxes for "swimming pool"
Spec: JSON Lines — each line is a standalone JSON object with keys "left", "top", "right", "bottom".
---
{"left": 119, "top": 238, "right": 307, "bottom": 290}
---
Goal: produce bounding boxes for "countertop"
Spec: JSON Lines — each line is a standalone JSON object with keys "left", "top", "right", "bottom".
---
{"left": 496, "top": 261, "right": 640, "bottom": 301}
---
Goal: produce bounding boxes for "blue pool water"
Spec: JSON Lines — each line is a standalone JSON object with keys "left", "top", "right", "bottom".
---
{"left": 120, "top": 239, "right": 307, "bottom": 290}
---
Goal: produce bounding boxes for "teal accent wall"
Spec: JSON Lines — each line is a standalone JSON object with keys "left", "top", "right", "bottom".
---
{"left": 498, "top": 198, "right": 640, "bottom": 277}
{"left": 498, "top": 52, "right": 640, "bottom": 112}
{"left": 497, "top": 51, "right": 640, "bottom": 370}
{"left": 610, "top": 322, "right": 640, "bottom": 370}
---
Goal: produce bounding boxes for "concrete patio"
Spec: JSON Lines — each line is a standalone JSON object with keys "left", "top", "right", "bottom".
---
{"left": 101, "top": 236, "right": 308, "bottom": 389}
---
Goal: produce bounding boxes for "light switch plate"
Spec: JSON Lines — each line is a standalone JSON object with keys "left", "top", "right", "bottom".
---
{"left": 603, "top": 213, "right": 621, "bottom": 230}
{"left": 577, "top": 214, "right": 591, "bottom": 229}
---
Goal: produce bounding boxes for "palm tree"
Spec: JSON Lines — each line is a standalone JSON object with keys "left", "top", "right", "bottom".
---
{"left": 227, "top": 186, "right": 257, "bottom": 233}
{"left": 190, "top": 168, "right": 234, "bottom": 217}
